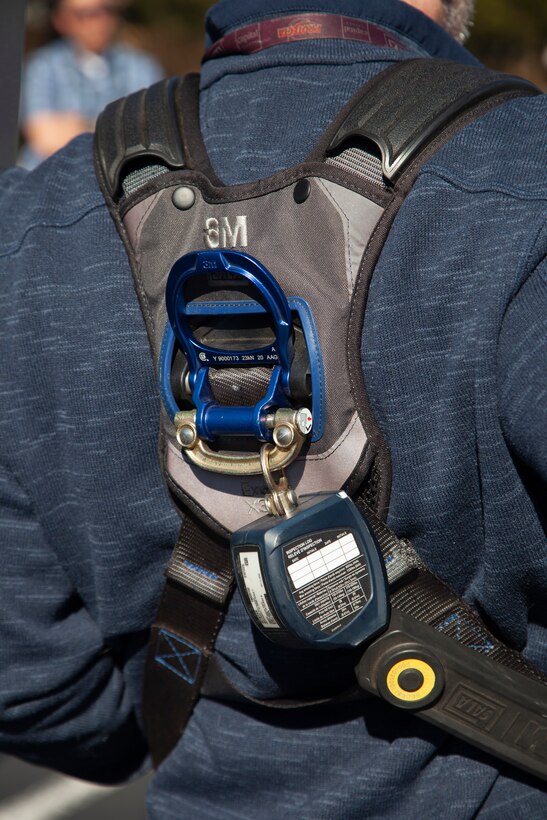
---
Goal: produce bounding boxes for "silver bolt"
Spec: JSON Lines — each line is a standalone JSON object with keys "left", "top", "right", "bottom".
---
{"left": 273, "top": 424, "right": 295, "bottom": 448}
{"left": 176, "top": 424, "right": 197, "bottom": 448}
{"left": 172, "top": 186, "right": 196, "bottom": 211}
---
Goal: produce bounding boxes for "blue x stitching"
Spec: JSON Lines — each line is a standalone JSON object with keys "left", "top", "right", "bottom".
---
{"left": 436, "top": 612, "right": 494, "bottom": 654}
{"left": 155, "top": 629, "right": 202, "bottom": 684}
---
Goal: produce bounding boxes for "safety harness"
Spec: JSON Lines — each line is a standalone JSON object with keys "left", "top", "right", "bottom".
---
{"left": 94, "top": 58, "right": 547, "bottom": 779}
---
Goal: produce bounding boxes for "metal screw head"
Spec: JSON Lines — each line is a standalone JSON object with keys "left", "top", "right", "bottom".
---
{"left": 273, "top": 424, "right": 295, "bottom": 448}
{"left": 172, "top": 186, "right": 196, "bottom": 210}
{"left": 176, "top": 424, "right": 197, "bottom": 448}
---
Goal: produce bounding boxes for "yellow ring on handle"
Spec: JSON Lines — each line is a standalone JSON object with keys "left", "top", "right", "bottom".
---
{"left": 386, "top": 658, "right": 436, "bottom": 703}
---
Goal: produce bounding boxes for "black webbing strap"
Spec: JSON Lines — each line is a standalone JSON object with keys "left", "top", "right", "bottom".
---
{"left": 355, "top": 500, "right": 546, "bottom": 685}
{"left": 142, "top": 516, "right": 234, "bottom": 767}
{"left": 354, "top": 501, "right": 547, "bottom": 780}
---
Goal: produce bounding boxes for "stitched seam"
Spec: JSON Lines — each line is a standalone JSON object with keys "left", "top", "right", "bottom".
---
{"left": 121, "top": 212, "right": 156, "bottom": 339}
{"left": 289, "top": 297, "right": 325, "bottom": 439}
{"left": 304, "top": 412, "right": 361, "bottom": 461}
{"left": 156, "top": 629, "right": 202, "bottom": 684}
{"left": 134, "top": 192, "right": 163, "bottom": 246}
{"left": 316, "top": 178, "right": 354, "bottom": 290}
{"left": 418, "top": 167, "right": 547, "bottom": 203}
{"left": 346, "top": 197, "right": 401, "bottom": 504}
{"left": 0, "top": 203, "right": 106, "bottom": 258}
{"left": 208, "top": 609, "right": 227, "bottom": 654}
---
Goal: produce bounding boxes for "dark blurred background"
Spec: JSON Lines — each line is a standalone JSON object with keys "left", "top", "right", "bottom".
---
{"left": 24, "top": 0, "right": 547, "bottom": 87}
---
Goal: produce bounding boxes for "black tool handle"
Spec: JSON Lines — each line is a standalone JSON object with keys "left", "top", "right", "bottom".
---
{"left": 356, "top": 609, "right": 547, "bottom": 781}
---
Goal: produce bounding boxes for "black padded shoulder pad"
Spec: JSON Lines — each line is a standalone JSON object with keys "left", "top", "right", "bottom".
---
{"left": 95, "top": 77, "right": 187, "bottom": 201}
{"left": 327, "top": 59, "right": 540, "bottom": 183}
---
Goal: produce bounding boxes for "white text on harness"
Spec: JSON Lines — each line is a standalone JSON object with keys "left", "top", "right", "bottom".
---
{"left": 205, "top": 216, "right": 248, "bottom": 248}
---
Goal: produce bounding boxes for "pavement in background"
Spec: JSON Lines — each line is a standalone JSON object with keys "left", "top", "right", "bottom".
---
{"left": 0, "top": 755, "right": 150, "bottom": 820}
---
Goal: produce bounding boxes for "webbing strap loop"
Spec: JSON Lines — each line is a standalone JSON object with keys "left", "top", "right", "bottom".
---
{"left": 142, "top": 518, "right": 234, "bottom": 767}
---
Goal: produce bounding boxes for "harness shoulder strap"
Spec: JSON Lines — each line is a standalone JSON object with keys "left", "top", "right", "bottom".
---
{"left": 94, "top": 60, "right": 543, "bottom": 772}
{"left": 327, "top": 58, "right": 538, "bottom": 182}
{"left": 95, "top": 77, "right": 188, "bottom": 202}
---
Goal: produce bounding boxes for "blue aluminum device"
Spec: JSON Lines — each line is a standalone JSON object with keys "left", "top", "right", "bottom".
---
{"left": 231, "top": 492, "right": 390, "bottom": 649}
{"left": 162, "top": 250, "right": 294, "bottom": 442}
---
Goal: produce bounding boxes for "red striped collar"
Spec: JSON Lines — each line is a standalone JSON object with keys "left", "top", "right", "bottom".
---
{"left": 203, "top": 13, "right": 406, "bottom": 61}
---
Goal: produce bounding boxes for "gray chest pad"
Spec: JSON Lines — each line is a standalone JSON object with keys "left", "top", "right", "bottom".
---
{"left": 123, "top": 175, "right": 384, "bottom": 532}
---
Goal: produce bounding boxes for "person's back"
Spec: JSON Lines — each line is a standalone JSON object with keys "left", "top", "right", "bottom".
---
{"left": 1, "top": 1, "right": 545, "bottom": 817}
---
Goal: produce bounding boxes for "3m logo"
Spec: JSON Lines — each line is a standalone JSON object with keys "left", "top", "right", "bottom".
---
{"left": 205, "top": 216, "right": 248, "bottom": 248}
{"left": 445, "top": 684, "right": 506, "bottom": 733}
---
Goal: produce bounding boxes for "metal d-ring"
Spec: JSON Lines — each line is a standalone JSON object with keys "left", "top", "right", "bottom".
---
{"left": 174, "top": 408, "right": 307, "bottom": 476}
{"left": 260, "top": 443, "right": 288, "bottom": 494}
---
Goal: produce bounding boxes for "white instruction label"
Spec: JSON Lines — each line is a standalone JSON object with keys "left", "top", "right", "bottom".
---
{"left": 238, "top": 551, "right": 281, "bottom": 630}
{"left": 283, "top": 529, "right": 370, "bottom": 635}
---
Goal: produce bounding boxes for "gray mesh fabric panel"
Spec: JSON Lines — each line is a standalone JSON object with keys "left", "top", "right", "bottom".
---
{"left": 326, "top": 147, "right": 387, "bottom": 189}
{"left": 122, "top": 163, "right": 170, "bottom": 196}
{"left": 209, "top": 367, "right": 271, "bottom": 407}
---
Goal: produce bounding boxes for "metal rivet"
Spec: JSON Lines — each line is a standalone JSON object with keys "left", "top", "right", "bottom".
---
{"left": 293, "top": 179, "right": 311, "bottom": 204}
{"left": 176, "top": 424, "right": 197, "bottom": 448}
{"left": 172, "top": 186, "right": 196, "bottom": 210}
{"left": 273, "top": 424, "right": 295, "bottom": 448}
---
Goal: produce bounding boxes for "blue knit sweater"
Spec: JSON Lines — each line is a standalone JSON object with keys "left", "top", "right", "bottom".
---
{"left": 0, "top": 1, "right": 545, "bottom": 817}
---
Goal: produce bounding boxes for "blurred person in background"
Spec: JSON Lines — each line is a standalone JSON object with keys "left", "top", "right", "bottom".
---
{"left": 20, "top": 0, "right": 163, "bottom": 168}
